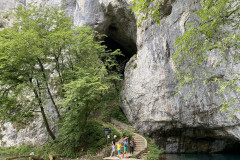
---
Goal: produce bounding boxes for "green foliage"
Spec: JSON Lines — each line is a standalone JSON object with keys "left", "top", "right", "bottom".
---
{"left": 145, "top": 137, "right": 164, "bottom": 160}
{"left": 0, "top": 145, "right": 34, "bottom": 155}
{"left": 130, "top": 0, "right": 164, "bottom": 26}
{"left": 111, "top": 106, "right": 130, "bottom": 125}
{"left": 131, "top": 0, "right": 240, "bottom": 116}
{"left": 0, "top": 4, "right": 124, "bottom": 157}
{"left": 100, "top": 83, "right": 130, "bottom": 125}
{"left": 121, "top": 130, "right": 133, "bottom": 139}
{"left": 100, "top": 87, "right": 130, "bottom": 124}
{"left": 0, "top": 4, "right": 76, "bottom": 137}
{"left": 0, "top": 132, "right": 3, "bottom": 141}
{"left": 0, "top": 143, "right": 53, "bottom": 159}
{"left": 131, "top": 154, "right": 137, "bottom": 158}
{"left": 173, "top": 0, "right": 240, "bottom": 116}
{"left": 56, "top": 25, "right": 122, "bottom": 158}
{"left": 0, "top": 122, "right": 120, "bottom": 159}
{"left": 133, "top": 63, "right": 137, "bottom": 69}
{"left": 55, "top": 121, "right": 120, "bottom": 158}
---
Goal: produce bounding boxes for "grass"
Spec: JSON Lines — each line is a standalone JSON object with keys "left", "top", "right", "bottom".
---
{"left": 0, "top": 143, "right": 53, "bottom": 159}
{"left": 131, "top": 154, "right": 137, "bottom": 158}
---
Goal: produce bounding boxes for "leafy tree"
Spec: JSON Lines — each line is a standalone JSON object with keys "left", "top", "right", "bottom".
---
{"left": 0, "top": 4, "right": 122, "bottom": 142}
{"left": 0, "top": 4, "right": 73, "bottom": 140}
{"left": 131, "top": 0, "right": 240, "bottom": 116}
{"left": 56, "top": 28, "right": 122, "bottom": 157}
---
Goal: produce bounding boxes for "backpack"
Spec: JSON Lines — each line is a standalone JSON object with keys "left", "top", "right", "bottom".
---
{"left": 130, "top": 140, "right": 135, "bottom": 147}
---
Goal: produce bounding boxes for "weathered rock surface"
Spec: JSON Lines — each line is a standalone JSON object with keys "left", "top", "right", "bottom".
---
{"left": 0, "top": 121, "right": 48, "bottom": 146}
{"left": 121, "top": 0, "right": 240, "bottom": 153}
{"left": 1, "top": 0, "right": 240, "bottom": 153}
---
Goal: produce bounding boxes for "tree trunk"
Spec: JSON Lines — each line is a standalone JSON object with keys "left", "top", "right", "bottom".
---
{"left": 29, "top": 78, "right": 56, "bottom": 140}
{"left": 37, "top": 58, "right": 61, "bottom": 120}
{"left": 54, "top": 48, "right": 64, "bottom": 84}
{"left": 40, "top": 105, "right": 56, "bottom": 140}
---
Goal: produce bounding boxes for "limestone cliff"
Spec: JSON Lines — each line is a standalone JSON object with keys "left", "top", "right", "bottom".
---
{"left": 121, "top": 0, "right": 240, "bottom": 153}
{"left": 0, "top": 0, "right": 240, "bottom": 153}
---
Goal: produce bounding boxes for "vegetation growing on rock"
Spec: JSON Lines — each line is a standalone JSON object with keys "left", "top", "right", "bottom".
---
{"left": 131, "top": 0, "right": 240, "bottom": 116}
{"left": 0, "top": 4, "right": 124, "bottom": 158}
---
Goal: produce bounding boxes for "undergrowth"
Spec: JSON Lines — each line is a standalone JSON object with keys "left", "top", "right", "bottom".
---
{"left": 145, "top": 137, "right": 164, "bottom": 160}
{"left": 55, "top": 120, "right": 120, "bottom": 158}
{"left": 0, "top": 121, "right": 120, "bottom": 159}
{"left": 101, "top": 88, "right": 130, "bottom": 125}
{"left": 111, "top": 106, "right": 130, "bottom": 125}
{"left": 0, "top": 143, "right": 53, "bottom": 159}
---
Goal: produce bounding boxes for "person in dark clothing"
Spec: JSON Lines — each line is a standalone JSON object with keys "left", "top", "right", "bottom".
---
{"left": 130, "top": 137, "right": 135, "bottom": 155}
{"left": 112, "top": 135, "right": 117, "bottom": 145}
{"left": 111, "top": 135, "right": 117, "bottom": 157}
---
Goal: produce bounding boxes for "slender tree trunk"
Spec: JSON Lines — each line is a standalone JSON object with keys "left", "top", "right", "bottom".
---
{"left": 29, "top": 78, "right": 56, "bottom": 140}
{"left": 37, "top": 58, "right": 61, "bottom": 120}
{"left": 40, "top": 105, "right": 56, "bottom": 140}
{"left": 55, "top": 48, "right": 64, "bottom": 84}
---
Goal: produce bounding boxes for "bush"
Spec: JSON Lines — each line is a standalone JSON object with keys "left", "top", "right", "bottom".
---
{"left": 111, "top": 106, "right": 130, "bottom": 125}
{"left": 55, "top": 120, "right": 120, "bottom": 158}
{"left": 121, "top": 130, "right": 133, "bottom": 140}
{"left": 0, "top": 143, "right": 53, "bottom": 159}
{"left": 100, "top": 87, "right": 130, "bottom": 125}
{"left": 145, "top": 137, "right": 164, "bottom": 160}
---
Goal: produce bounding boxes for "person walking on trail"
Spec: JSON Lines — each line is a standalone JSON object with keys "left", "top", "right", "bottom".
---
{"left": 112, "top": 135, "right": 117, "bottom": 145}
{"left": 110, "top": 143, "right": 116, "bottom": 157}
{"left": 122, "top": 136, "right": 129, "bottom": 158}
{"left": 130, "top": 137, "right": 135, "bottom": 155}
{"left": 111, "top": 135, "right": 117, "bottom": 157}
{"left": 117, "top": 141, "right": 122, "bottom": 157}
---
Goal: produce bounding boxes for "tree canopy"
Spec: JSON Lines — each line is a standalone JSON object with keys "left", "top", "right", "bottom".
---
{"left": 0, "top": 4, "right": 122, "bottom": 142}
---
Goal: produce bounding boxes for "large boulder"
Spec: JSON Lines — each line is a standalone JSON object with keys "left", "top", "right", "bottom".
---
{"left": 121, "top": 0, "right": 240, "bottom": 153}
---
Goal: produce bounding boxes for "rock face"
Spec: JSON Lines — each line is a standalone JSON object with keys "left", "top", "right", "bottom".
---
{"left": 0, "top": 121, "right": 49, "bottom": 146}
{"left": 1, "top": 0, "right": 240, "bottom": 153}
{"left": 121, "top": 0, "right": 240, "bottom": 153}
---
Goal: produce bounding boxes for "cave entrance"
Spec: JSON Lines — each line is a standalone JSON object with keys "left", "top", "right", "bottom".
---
{"left": 221, "top": 140, "right": 240, "bottom": 154}
{"left": 153, "top": 127, "right": 240, "bottom": 154}
{"left": 104, "top": 36, "right": 135, "bottom": 75}
{"left": 103, "top": 23, "right": 137, "bottom": 76}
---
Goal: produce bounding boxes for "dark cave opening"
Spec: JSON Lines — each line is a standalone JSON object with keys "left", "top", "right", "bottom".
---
{"left": 152, "top": 127, "right": 240, "bottom": 155}
{"left": 221, "top": 140, "right": 240, "bottom": 154}
{"left": 103, "top": 34, "right": 137, "bottom": 75}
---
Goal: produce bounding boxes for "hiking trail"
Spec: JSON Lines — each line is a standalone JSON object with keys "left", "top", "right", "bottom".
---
{"left": 103, "top": 118, "right": 148, "bottom": 160}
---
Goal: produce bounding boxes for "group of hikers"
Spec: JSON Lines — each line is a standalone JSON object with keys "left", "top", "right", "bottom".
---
{"left": 111, "top": 135, "right": 135, "bottom": 158}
